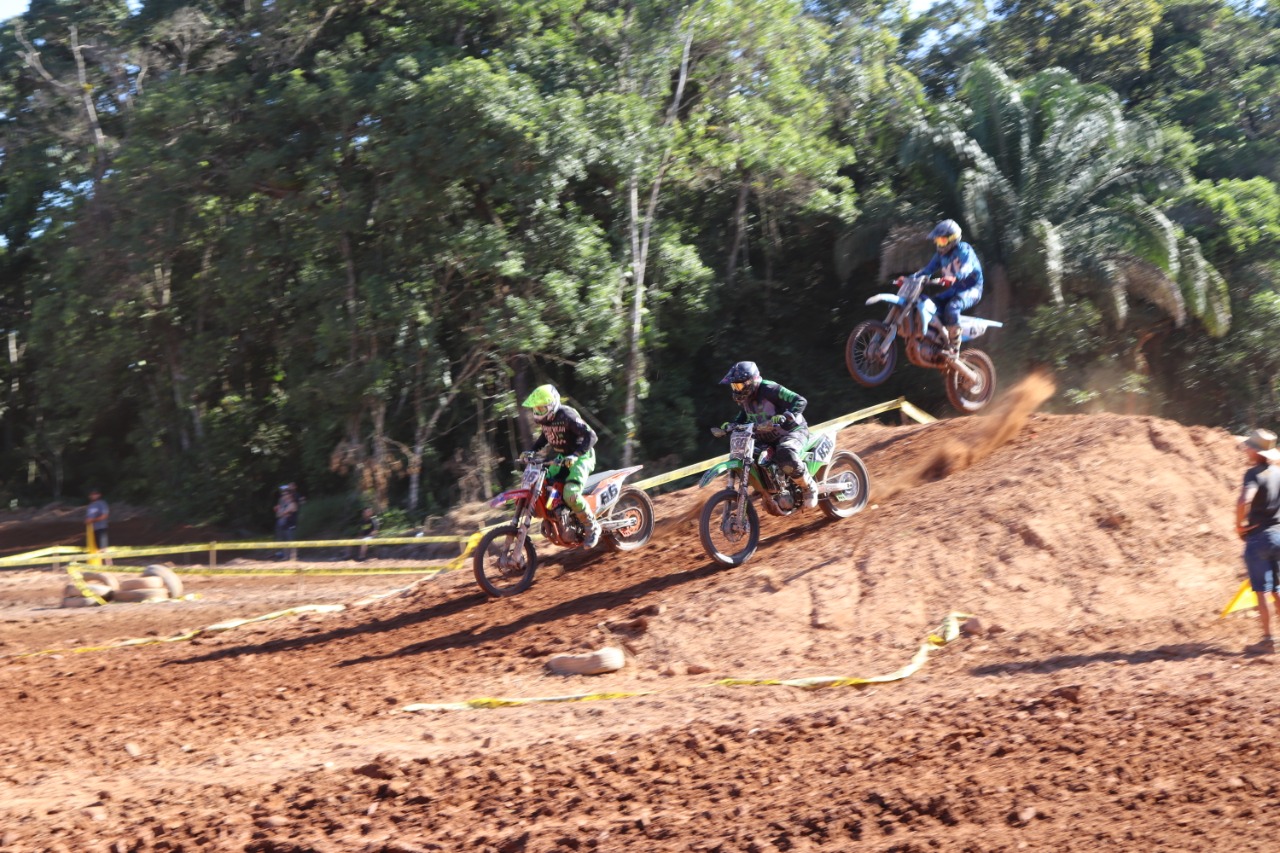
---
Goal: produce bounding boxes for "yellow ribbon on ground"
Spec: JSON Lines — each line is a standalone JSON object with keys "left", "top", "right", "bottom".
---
{"left": 64, "top": 564, "right": 109, "bottom": 606}
{"left": 401, "top": 613, "right": 971, "bottom": 712}
{"left": 5, "top": 604, "right": 348, "bottom": 659}
{"left": 1221, "top": 580, "right": 1258, "bottom": 618}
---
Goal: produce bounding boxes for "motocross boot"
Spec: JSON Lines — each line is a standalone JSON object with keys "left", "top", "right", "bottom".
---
{"left": 796, "top": 472, "right": 819, "bottom": 509}
{"left": 578, "top": 512, "right": 602, "bottom": 549}
{"left": 945, "top": 325, "right": 961, "bottom": 353}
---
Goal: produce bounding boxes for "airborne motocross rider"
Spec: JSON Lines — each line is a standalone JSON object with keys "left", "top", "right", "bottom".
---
{"left": 720, "top": 361, "right": 820, "bottom": 509}
{"left": 523, "top": 384, "right": 602, "bottom": 549}
{"left": 914, "top": 218, "right": 984, "bottom": 352}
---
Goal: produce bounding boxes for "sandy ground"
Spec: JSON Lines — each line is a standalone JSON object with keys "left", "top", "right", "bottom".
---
{"left": 2, "top": 375, "right": 1277, "bottom": 852}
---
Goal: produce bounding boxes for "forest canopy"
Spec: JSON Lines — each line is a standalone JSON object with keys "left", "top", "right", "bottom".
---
{"left": 1, "top": 0, "right": 1277, "bottom": 529}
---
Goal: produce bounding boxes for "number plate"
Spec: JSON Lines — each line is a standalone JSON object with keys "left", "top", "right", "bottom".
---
{"left": 729, "top": 431, "right": 752, "bottom": 454}
{"left": 521, "top": 466, "right": 540, "bottom": 487}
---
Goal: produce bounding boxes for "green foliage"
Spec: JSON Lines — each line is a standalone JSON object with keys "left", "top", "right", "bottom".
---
{"left": 0, "top": 0, "right": 1277, "bottom": 526}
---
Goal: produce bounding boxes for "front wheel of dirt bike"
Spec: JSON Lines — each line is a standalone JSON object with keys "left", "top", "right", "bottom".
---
{"left": 945, "top": 348, "right": 997, "bottom": 413}
{"left": 604, "top": 487, "right": 655, "bottom": 552}
{"left": 845, "top": 320, "right": 897, "bottom": 387}
{"left": 818, "top": 451, "right": 871, "bottom": 520}
{"left": 473, "top": 524, "right": 538, "bottom": 597}
{"left": 698, "top": 489, "right": 760, "bottom": 567}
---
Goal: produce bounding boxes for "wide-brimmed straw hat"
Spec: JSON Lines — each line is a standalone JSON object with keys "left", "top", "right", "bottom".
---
{"left": 1238, "top": 428, "right": 1280, "bottom": 463}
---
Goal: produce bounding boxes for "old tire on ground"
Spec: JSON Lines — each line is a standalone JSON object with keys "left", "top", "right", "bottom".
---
{"left": 62, "top": 581, "right": 114, "bottom": 602}
{"left": 547, "top": 647, "right": 626, "bottom": 675}
{"left": 142, "top": 565, "right": 184, "bottom": 598}
{"left": 818, "top": 451, "right": 871, "bottom": 520}
{"left": 698, "top": 489, "right": 760, "bottom": 567}
{"left": 81, "top": 571, "right": 119, "bottom": 592}
{"left": 604, "top": 487, "right": 655, "bottom": 552}
{"left": 114, "top": 588, "right": 169, "bottom": 603}
{"left": 61, "top": 595, "right": 104, "bottom": 608}
{"left": 473, "top": 524, "right": 538, "bottom": 598}
{"left": 119, "top": 576, "right": 166, "bottom": 591}
{"left": 945, "top": 348, "right": 997, "bottom": 413}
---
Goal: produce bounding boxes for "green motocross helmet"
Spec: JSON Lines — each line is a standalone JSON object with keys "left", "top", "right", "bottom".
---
{"left": 522, "top": 384, "right": 562, "bottom": 424}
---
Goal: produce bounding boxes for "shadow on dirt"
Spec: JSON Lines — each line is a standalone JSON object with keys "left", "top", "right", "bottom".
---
{"left": 970, "top": 641, "right": 1244, "bottom": 677}
{"left": 167, "top": 558, "right": 728, "bottom": 668}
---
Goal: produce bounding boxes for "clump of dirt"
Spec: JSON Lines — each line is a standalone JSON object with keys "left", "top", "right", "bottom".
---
{"left": 0, "top": 382, "right": 1270, "bottom": 853}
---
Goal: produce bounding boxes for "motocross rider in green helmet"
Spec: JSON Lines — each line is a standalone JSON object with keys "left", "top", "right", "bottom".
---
{"left": 522, "top": 384, "right": 601, "bottom": 549}
{"left": 720, "top": 361, "right": 819, "bottom": 509}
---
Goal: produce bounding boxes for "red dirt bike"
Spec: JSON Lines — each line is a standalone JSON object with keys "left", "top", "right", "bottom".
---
{"left": 473, "top": 453, "right": 655, "bottom": 597}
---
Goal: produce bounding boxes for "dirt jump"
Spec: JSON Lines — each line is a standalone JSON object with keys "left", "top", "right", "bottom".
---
{"left": 2, "top": 374, "right": 1276, "bottom": 852}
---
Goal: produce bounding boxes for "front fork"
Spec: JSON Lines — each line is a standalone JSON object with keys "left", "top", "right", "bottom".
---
{"left": 507, "top": 500, "right": 534, "bottom": 562}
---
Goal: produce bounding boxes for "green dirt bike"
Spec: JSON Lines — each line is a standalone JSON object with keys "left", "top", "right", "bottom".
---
{"left": 698, "top": 421, "right": 870, "bottom": 567}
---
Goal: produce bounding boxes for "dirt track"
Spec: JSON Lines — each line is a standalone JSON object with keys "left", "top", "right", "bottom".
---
{"left": 3, "top": 377, "right": 1278, "bottom": 852}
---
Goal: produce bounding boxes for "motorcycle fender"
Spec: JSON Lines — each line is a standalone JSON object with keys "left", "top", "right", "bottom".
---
{"left": 488, "top": 487, "right": 532, "bottom": 508}
{"left": 866, "top": 293, "right": 906, "bottom": 307}
{"left": 918, "top": 297, "right": 938, "bottom": 329}
{"left": 958, "top": 316, "right": 1004, "bottom": 340}
{"left": 699, "top": 459, "right": 744, "bottom": 488}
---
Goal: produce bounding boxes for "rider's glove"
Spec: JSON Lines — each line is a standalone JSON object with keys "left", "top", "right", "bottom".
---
{"left": 720, "top": 421, "right": 732, "bottom": 431}
{"left": 519, "top": 450, "right": 536, "bottom": 463}
{"left": 562, "top": 454, "right": 578, "bottom": 468}
{"left": 771, "top": 413, "right": 797, "bottom": 430}
{"left": 940, "top": 275, "right": 956, "bottom": 287}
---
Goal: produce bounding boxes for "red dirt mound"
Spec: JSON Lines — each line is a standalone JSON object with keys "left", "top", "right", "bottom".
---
{"left": 1, "top": 379, "right": 1274, "bottom": 852}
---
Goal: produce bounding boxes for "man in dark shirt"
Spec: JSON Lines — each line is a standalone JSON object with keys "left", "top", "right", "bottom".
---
{"left": 523, "top": 384, "right": 601, "bottom": 548}
{"left": 1236, "top": 428, "right": 1280, "bottom": 646}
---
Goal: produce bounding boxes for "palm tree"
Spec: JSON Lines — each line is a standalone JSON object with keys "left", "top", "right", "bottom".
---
{"left": 897, "top": 59, "right": 1230, "bottom": 338}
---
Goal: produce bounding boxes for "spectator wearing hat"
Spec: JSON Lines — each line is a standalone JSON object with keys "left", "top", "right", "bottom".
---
{"left": 1236, "top": 428, "right": 1280, "bottom": 647}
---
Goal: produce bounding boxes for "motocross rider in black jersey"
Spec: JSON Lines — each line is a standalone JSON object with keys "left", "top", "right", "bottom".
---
{"left": 523, "top": 384, "right": 602, "bottom": 548}
{"left": 720, "top": 361, "right": 819, "bottom": 509}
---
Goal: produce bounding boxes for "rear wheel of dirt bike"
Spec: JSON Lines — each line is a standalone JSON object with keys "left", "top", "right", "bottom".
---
{"left": 945, "top": 348, "right": 997, "bottom": 413}
{"left": 845, "top": 320, "right": 897, "bottom": 387}
{"left": 818, "top": 451, "right": 871, "bottom": 520}
{"left": 473, "top": 524, "right": 538, "bottom": 597}
{"left": 698, "top": 489, "right": 760, "bottom": 567}
{"left": 604, "top": 487, "right": 655, "bottom": 552}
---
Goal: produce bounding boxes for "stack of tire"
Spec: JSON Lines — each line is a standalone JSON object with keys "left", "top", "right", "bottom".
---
{"left": 60, "top": 565, "right": 185, "bottom": 608}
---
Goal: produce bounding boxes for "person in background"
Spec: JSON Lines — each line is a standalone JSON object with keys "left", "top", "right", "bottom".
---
{"left": 353, "top": 506, "right": 380, "bottom": 562}
{"left": 85, "top": 488, "right": 112, "bottom": 566}
{"left": 1237, "top": 428, "right": 1280, "bottom": 649}
{"left": 274, "top": 484, "right": 300, "bottom": 559}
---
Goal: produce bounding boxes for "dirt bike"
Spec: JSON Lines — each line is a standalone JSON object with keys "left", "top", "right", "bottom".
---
{"left": 698, "top": 421, "right": 869, "bottom": 567}
{"left": 845, "top": 273, "right": 1002, "bottom": 412}
{"left": 473, "top": 453, "right": 655, "bottom": 597}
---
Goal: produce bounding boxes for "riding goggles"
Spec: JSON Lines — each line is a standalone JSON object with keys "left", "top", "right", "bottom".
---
{"left": 729, "top": 381, "right": 751, "bottom": 392}
{"left": 934, "top": 236, "right": 956, "bottom": 248}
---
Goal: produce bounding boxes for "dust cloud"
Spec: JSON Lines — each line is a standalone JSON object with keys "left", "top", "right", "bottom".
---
{"left": 870, "top": 372, "right": 1056, "bottom": 503}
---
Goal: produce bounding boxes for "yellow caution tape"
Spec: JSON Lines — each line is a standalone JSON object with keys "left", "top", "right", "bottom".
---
{"left": 405, "top": 690, "right": 655, "bottom": 712}
{"left": 401, "top": 613, "right": 972, "bottom": 712}
{"left": 64, "top": 564, "right": 110, "bottom": 606}
{"left": 5, "top": 604, "right": 349, "bottom": 659}
{"left": 2, "top": 396, "right": 933, "bottom": 572}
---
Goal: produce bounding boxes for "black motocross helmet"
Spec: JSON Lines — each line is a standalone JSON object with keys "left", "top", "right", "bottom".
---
{"left": 720, "top": 361, "right": 762, "bottom": 404}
